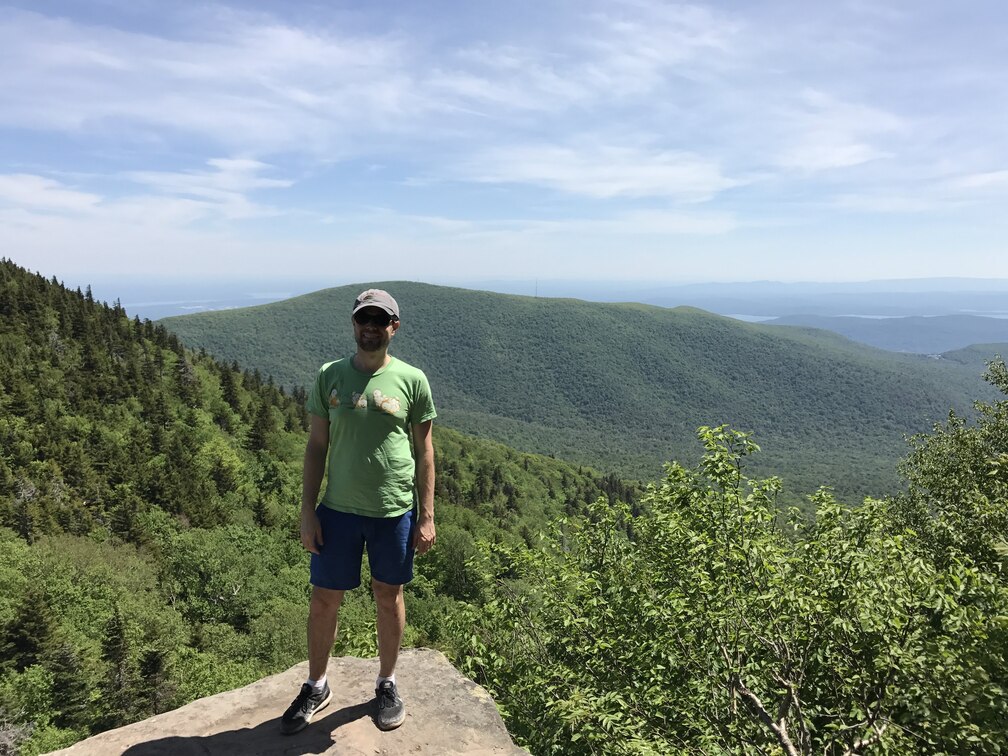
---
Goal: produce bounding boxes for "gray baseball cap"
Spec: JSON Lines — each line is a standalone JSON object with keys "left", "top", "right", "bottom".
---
{"left": 352, "top": 289, "right": 400, "bottom": 319}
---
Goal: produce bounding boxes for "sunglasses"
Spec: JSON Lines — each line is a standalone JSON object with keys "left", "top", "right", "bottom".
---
{"left": 353, "top": 310, "right": 395, "bottom": 327}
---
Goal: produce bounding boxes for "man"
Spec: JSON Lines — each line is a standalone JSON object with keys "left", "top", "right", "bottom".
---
{"left": 281, "top": 288, "right": 436, "bottom": 735}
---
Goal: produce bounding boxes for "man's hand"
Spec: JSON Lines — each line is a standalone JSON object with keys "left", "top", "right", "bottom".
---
{"left": 412, "top": 515, "right": 436, "bottom": 556}
{"left": 300, "top": 509, "right": 324, "bottom": 555}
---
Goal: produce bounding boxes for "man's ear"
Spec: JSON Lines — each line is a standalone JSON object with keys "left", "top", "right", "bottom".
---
{"left": 391, "top": 319, "right": 401, "bottom": 335}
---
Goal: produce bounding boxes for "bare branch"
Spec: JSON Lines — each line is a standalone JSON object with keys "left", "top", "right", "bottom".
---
{"left": 734, "top": 676, "right": 801, "bottom": 756}
{"left": 845, "top": 723, "right": 888, "bottom": 755}
{"left": 787, "top": 683, "right": 810, "bottom": 754}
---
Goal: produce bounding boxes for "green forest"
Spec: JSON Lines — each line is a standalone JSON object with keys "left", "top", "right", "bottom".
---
{"left": 1, "top": 260, "right": 1006, "bottom": 755}
{"left": 160, "top": 281, "right": 1003, "bottom": 501}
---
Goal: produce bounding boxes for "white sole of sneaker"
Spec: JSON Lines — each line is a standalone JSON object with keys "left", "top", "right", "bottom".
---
{"left": 312, "top": 689, "right": 333, "bottom": 720}
{"left": 376, "top": 709, "right": 405, "bottom": 731}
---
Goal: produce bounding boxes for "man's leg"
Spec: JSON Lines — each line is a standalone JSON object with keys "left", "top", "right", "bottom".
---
{"left": 282, "top": 507, "right": 363, "bottom": 735}
{"left": 308, "top": 586, "right": 344, "bottom": 681}
{"left": 372, "top": 577, "right": 407, "bottom": 730}
{"left": 372, "top": 578, "right": 404, "bottom": 678}
{"left": 281, "top": 585, "right": 343, "bottom": 734}
{"left": 366, "top": 511, "right": 411, "bottom": 731}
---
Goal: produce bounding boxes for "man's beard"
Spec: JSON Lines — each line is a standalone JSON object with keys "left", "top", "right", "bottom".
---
{"left": 355, "top": 330, "right": 390, "bottom": 353}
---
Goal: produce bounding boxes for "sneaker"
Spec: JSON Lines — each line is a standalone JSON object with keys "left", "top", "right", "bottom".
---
{"left": 375, "top": 680, "right": 406, "bottom": 730}
{"left": 280, "top": 682, "right": 332, "bottom": 735}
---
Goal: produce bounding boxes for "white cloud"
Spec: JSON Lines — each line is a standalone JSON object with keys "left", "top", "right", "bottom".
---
{"left": 773, "top": 90, "right": 903, "bottom": 172}
{"left": 0, "top": 9, "right": 420, "bottom": 152}
{"left": 458, "top": 143, "right": 737, "bottom": 201}
{"left": 0, "top": 157, "right": 291, "bottom": 229}
{"left": 831, "top": 193, "right": 945, "bottom": 214}
{"left": 124, "top": 158, "right": 291, "bottom": 219}
{"left": 0, "top": 3, "right": 744, "bottom": 157}
{"left": 434, "top": 2, "right": 738, "bottom": 114}
{"left": 306, "top": 204, "right": 735, "bottom": 239}
{"left": 949, "top": 170, "right": 1008, "bottom": 192}
{"left": 127, "top": 159, "right": 290, "bottom": 195}
{"left": 0, "top": 174, "right": 101, "bottom": 212}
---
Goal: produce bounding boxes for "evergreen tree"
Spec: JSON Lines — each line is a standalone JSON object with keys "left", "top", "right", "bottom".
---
{"left": 246, "top": 401, "right": 273, "bottom": 452}
{"left": 49, "top": 643, "right": 91, "bottom": 731}
{"left": 219, "top": 368, "right": 241, "bottom": 413}
{"left": 138, "top": 648, "right": 172, "bottom": 716}
{"left": 252, "top": 493, "right": 275, "bottom": 528}
{"left": 174, "top": 356, "right": 200, "bottom": 408}
{"left": 99, "top": 608, "right": 136, "bottom": 730}
{"left": 15, "top": 482, "right": 35, "bottom": 545}
{"left": 0, "top": 587, "right": 53, "bottom": 672}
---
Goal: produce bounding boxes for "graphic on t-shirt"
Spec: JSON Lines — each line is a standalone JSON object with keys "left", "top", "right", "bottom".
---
{"left": 373, "top": 389, "right": 402, "bottom": 415}
{"left": 352, "top": 392, "right": 367, "bottom": 409}
{"left": 328, "top": 389, "right": 340, "bottom": 407}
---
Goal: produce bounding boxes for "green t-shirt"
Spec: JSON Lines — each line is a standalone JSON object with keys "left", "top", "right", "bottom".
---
{"left": 306, "top": 356, "right": 436, "bottom": 518}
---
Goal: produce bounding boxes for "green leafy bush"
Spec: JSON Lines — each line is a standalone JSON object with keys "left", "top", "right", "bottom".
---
{"left": 452, "top": 425, "right": 1008, "bottom": 754}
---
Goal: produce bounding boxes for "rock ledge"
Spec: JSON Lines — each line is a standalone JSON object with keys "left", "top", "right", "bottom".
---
{"left": 49, "top": 648, "right": 529, "bottom": 755}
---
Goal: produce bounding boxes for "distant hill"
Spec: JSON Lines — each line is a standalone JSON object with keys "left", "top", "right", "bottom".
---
{"left": 765, "top": 314, "right": 1008, "bottom": 354}
{"left": 159, "top": 282, "right": 1003, "bottom": 500}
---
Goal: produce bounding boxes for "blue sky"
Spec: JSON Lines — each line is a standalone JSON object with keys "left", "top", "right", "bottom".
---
{"left": 1, "top": 0, "right": 1006, "bottom": 289}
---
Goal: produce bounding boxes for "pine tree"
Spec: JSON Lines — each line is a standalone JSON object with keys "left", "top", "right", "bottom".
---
{"left": 49, "top": 643, "right": 91, "bottom": 731}
{"left": 252, "top": 493, "right": 275, "bottom": 528}
{"left": 138, "top": 648, "right": 173, "bottom": 716}
{"left": 99, "top": 608, "right": 136, "bottom": 729}
{"left": 174, "top": 356, "right": 200, "bottom": 408}
{"left": 219, "top": 368, "right": 241, "bottom": 412}
{"left": 0, "top": 587, "right": 53, "bottom": 672}
{"left": 14, "top": 477, "right": 37, "bottom": 545}
{"left": 246, "top": 401, "right": 274, "bottom": 452}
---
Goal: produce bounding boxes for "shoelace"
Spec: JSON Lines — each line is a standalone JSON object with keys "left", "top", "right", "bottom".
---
{"left": 377, "top": 683, "right": 397, "bottom": 708}
{"left": 290, "top": 684, "right": 318, "bottom": 714}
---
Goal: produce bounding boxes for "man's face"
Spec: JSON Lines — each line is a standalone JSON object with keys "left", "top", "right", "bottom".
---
{"left": 353, "top": 306, "right": 398, "bottom": 352}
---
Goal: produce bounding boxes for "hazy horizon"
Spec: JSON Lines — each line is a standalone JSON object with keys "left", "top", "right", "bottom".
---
{"left": 25, "top": 266, "right": 1005, "bottom": 322}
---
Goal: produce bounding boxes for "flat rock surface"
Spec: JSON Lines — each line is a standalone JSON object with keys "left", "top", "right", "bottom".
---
{"left": 48, "top": 648, "right": 529, "bottom": 756}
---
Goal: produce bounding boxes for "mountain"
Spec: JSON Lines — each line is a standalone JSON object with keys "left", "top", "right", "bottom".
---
{"left": 159, "top": 281, "right": 1003, "bottom": 500}
{"left": 765, "top": 314, "right": 1008, "bottom": 354}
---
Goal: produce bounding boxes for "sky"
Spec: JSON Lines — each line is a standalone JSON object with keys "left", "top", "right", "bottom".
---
{"left": 1, "top": 0, "right": 1007, "bottom": 292}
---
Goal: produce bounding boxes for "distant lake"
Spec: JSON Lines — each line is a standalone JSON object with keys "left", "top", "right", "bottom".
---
{"left": 724, "top": 314, "right": 777, "bottom": 322}
{"left": 121, "top": 296, "right": 296, "bottom": 320}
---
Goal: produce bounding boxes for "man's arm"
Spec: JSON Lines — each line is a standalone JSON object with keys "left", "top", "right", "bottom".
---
{"left": 300, "top": 414, "right": 330, "bottom": 554}
{"left": 411, "top": 420, "right": 435, "bottom": 555}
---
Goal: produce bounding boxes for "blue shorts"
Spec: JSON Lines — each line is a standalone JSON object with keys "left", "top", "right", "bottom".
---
{"left": 310, "top": 505, "right": 415, "bottom": 590}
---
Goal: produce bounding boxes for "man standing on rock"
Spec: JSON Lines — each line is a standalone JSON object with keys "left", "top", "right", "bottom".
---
{"left": 281, "top": 288, "right": 437, "bottom": 735}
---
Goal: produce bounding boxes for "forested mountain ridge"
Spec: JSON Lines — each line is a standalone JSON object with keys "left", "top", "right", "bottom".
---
{"left": 160, "top": 281, "right": 1002, "bottom": 499}
{"left": 0, "top": 260, "right": 632, "bottom": 754}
